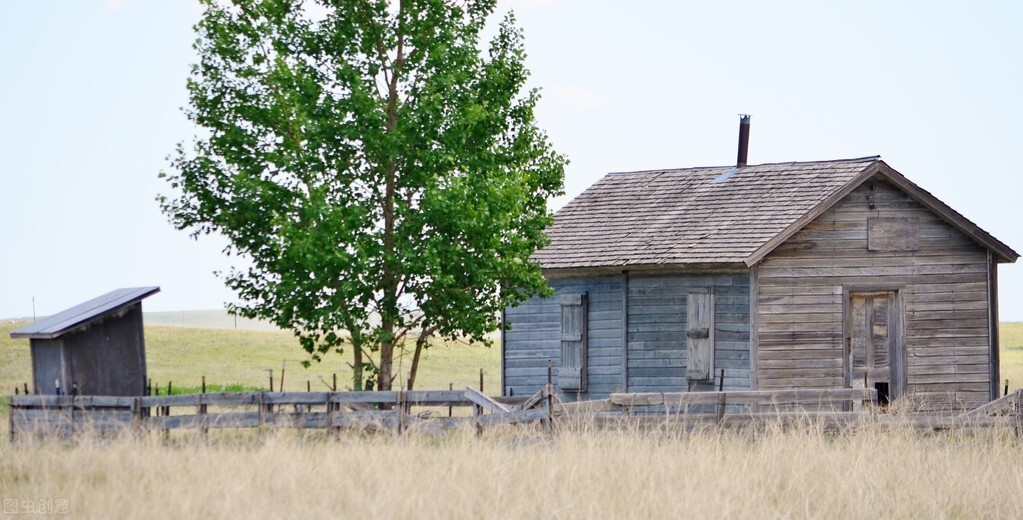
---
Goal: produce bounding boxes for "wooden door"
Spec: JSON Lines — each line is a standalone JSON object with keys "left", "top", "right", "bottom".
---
{"left": 846, "top": 291, "right": 905, "bottom": 402}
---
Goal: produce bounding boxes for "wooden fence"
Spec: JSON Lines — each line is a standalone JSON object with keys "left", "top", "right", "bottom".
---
{"left": 9, "top": 387, "right": 1021, "bottom": 441}
{"left": 8, "top": 387, "right": 552, "bottom": 441}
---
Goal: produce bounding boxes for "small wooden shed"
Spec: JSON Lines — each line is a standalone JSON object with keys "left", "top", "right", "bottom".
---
{"left": 502, "top": 155, "right": 1018, "bottom": 411}
{"left": 10, "top": 287, "right": 160, "bottom": 396}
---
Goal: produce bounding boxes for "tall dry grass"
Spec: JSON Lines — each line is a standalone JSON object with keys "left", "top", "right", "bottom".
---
{"left": 2, "top": 421, "right": 1022, "bottom": 519}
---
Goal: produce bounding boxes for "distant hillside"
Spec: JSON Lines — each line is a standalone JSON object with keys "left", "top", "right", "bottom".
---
{"left": 144, "top": 310, "right": 281, "bottom": 332}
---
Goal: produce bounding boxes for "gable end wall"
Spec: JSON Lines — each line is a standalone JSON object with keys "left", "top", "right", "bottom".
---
{"left": 756, "top": 177, "right": 991, "bottom": 410}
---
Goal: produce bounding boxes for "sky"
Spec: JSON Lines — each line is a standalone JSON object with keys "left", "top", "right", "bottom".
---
{"left": 1, "top": 1, "right": 1022, "bottom": 320}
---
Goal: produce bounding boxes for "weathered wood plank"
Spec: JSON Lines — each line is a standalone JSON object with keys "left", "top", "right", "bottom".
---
{"left": 610, "top": 388, "right": 876, "bottom": 407}
{"left": 328, "top": 392, "right": 399, "bottom": 404}
{"left": 476, "top": 407, "right": 548, "bottom": 426}
{"left": 463, "top": 387, "right": 511, "bottom": 413}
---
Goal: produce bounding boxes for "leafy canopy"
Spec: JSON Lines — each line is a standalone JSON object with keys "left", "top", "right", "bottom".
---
{"left": 159, "top": 0, "right": 565, "bottom": 389}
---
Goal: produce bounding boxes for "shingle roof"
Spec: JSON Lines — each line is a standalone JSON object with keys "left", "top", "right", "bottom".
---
{"left": 10, "top": 287, "right": 160, "bottom": 340}
{"left": 533, "top": 156, "right": 1018, "bottom": 270}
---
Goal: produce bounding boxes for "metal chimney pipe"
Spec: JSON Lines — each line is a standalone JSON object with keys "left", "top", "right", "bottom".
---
{"left": 736, "top": 114, "right": 751, "bottom": 167}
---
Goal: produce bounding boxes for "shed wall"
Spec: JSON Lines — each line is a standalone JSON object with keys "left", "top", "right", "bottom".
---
{"left": 627, "top": 273, "right": 751, "bottom": 392}
{"left": 756, "top": 178, "right": 991, "bottom": 409}
{"left": 502, "top": 272, "right": 753, "bottom": 398}
{"left": 30, "top": 339, "right": 67, "bottom": 395}
{"left": 63, "top": 304, "right": 148, "bottom": 396}
{"left": 503, "top": 276, "right": 623, "bottom": 400}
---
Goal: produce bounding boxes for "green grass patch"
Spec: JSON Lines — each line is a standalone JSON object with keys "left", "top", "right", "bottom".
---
{"left": 999, "top": 322, "right": 1023, "bottom": 393}
{"left": 1, "top": 321, "right": 500, "bottom": 396}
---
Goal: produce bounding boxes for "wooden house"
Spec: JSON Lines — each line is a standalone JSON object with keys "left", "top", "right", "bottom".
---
{"left": 10, "top": 287, "right": 160, "bottom": 396}
{"left": 502, "top": 123, "right": 1018, "bottom": 410}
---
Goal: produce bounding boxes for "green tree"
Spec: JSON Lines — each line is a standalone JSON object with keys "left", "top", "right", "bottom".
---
{"left": 159, "top": 0, "right": 565, "bottom": 391}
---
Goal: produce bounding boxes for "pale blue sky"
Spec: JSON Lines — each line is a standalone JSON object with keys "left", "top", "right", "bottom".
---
{"left": 1, "top": 1, "right": 1021, "bottom": 320}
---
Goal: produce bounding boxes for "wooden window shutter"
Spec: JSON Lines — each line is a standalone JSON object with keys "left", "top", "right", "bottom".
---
{"left": 558, "top": 293, "right": 588, "bottom": 391}
{"left": 686, "top": 289, "right": 715, "bottom": 381}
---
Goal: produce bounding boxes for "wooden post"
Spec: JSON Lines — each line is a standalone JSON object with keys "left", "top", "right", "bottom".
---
{"left": 395, "top": 391, "right": 405, "bottom": 437}
{"left": 719, "top": 368, "right": 725, "bottom": 392}
{"left": 1015, "top": 391, "right": 1022, "bottom": 440}
{"left": 545, "top": 360, "right": 554, "bottom": 435}
{"left": 200, "top": 376, "right": 208, "bottom": 416}
{"left": 1005, "top": 379, "right": 1010, "bottom": 398}
{"left": 280, "top": 360, "right": 286, "bottom": 393}
{"left": 479, "top": 368, "right": 484, "bottom": 394}
{"left": 258, "top": 393, "right": 265, "bottom": 428}
{"left": 473, "top": 398, "right": 482, "bottom": 438}
{"left": 164, "top": 381, "right": 172, "bottom": 417}
{"left": 448, "top": 383, "right": 453, "bottom": 418}
{"left": 132, "top": 396, "right": 143, "bottom": 436}
{"left": 198, "top": 393, "right": 208, "bottom": 442}
{"left": 8, "top": 399, "right": 15, "bottom": 445}
{"left": 717, "top": 392, "right": 727, "bottom": 424}
{"left": 23, "top": 383, "right": 29, "bottom": 396}
{"left": 332, "top": 373, "right": 337, "bottom": 392}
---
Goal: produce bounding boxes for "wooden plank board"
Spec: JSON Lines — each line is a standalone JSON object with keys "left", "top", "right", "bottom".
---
{"left": 463, "top": 387, "right": 511, "bottom": 413}
{"left": 328, "top": 392, "right": 399, "bottom": 404}
{"left": 263, "top": 392, "right": 331, "bottom": 405}
{"left": 476, "top": 407, "right": 548, "bottom": 426}
{"left": 610, "top": 388, "right": 876, "bottom": 407}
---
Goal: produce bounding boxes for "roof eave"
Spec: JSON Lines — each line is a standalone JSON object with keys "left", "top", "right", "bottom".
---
{"left": 9, "top": 287, "right": 161, "bottom": 340}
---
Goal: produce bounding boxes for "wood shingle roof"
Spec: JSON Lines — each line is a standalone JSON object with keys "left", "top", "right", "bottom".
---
{"left": 534, "top": 156, "right": 1018, "bottom": 270}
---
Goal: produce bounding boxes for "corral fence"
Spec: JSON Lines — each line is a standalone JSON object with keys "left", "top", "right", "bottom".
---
{"left": 8, "top": 386, "right": 550, "bottom": 441}
{"left": 9, "top": 387, "right": 1022, "bottom": 441}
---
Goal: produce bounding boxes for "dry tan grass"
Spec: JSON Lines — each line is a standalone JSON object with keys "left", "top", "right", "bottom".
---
{"left": 2, "top": 421, "right": 1022, "bottom": 519}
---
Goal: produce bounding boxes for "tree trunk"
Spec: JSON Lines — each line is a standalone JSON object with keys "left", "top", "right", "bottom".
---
{"left": 408, "top": 329, "right": 435, "bottom": 391}
{"left": 352, "top": 342, "right": 363, "bottom": 391}
{"left": 376, "top": 15, "right": 406, "bottom": 392}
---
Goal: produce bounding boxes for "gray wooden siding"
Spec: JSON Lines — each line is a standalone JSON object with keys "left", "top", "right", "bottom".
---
{"left": 756, "top": 178, "right": 991, "bottom": 409}
{"left": 503, "top": 276, "right": 624, "bottom": 400}
{"left": 627, "top": 274, "right": 751, "bottom": 393}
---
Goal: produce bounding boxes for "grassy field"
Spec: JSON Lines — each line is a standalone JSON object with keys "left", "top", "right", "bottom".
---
{"left": 0, "top": 321, "right": 501, "bottom": 396}
{"left": 1, "top": 423, "right": 1022, "bottom": 518}
{"left": 2, "top": 322, "right": 1023, "bottom": 518}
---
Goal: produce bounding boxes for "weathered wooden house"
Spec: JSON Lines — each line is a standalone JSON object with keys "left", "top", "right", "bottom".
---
{"left": 10, "top": 287, "right": 160, "bottom": 396}
{"left": 502, "top": 119, "right": 1018, "bottom": 410}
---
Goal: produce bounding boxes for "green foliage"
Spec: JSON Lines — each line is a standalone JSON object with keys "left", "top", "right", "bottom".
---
{"left": 159, "top": 0, "right": 565, "bottom": 390}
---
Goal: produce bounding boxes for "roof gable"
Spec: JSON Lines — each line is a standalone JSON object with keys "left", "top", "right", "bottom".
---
{"left": 534, "top": 157, "right": 1018, "bottom": 271}
{"left": 10, "top": 287, "right": 160, "bottom": 340}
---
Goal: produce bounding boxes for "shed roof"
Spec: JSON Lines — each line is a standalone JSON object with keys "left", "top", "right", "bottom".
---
{"left": 10, "top": 287, "right": 160, "bottom": 340}
{"left": 534, "top": 157, "right": 1018, "bottom": 270}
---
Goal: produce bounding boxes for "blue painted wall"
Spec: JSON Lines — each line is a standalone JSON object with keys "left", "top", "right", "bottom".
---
{"left": 502, "top": 272, "right": 752, "bottom": 399}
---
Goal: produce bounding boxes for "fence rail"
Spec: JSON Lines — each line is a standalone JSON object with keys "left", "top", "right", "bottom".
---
{"left": 9, "top": 387, "right": 1021, "bottom": 441}
{"left": 8, "top": 388, "right": 552, "bottom": 441}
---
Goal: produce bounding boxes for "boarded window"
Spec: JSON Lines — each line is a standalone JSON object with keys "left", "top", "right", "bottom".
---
{"left": 558, "top": 293, "right": 587, "bottom": 391}
{"left": 686, "top": 289, "right": 715, "bottom": 381}
{"left": 868, "top": 218, "right": 919, "bottom": 252}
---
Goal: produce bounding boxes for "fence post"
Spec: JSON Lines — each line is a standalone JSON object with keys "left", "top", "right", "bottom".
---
{"left": 395, "top": 391, "right": 405, "bottom": 437}
{"left": 132, "top": 396, "right": 143, "bottom": 437}
{"left": 473, "top": 399, "right": 482, "bottom": 438}
{"left": 8, "top": 398, "right": 15, "bottom": 445}
{"left": 257, "top": 392, "right": 265, "bottom": 430}
{"left": 545, "top": 360, "right": 554, "bottom": 436}
{"left": 197, "top": 393, "right": 208, "bottom": 442}
{"left": 1015, "top": 390, "right": 1022, "bottom": 440}
{"left": 717, "top": 392, "right": 727, "bottom": 424}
